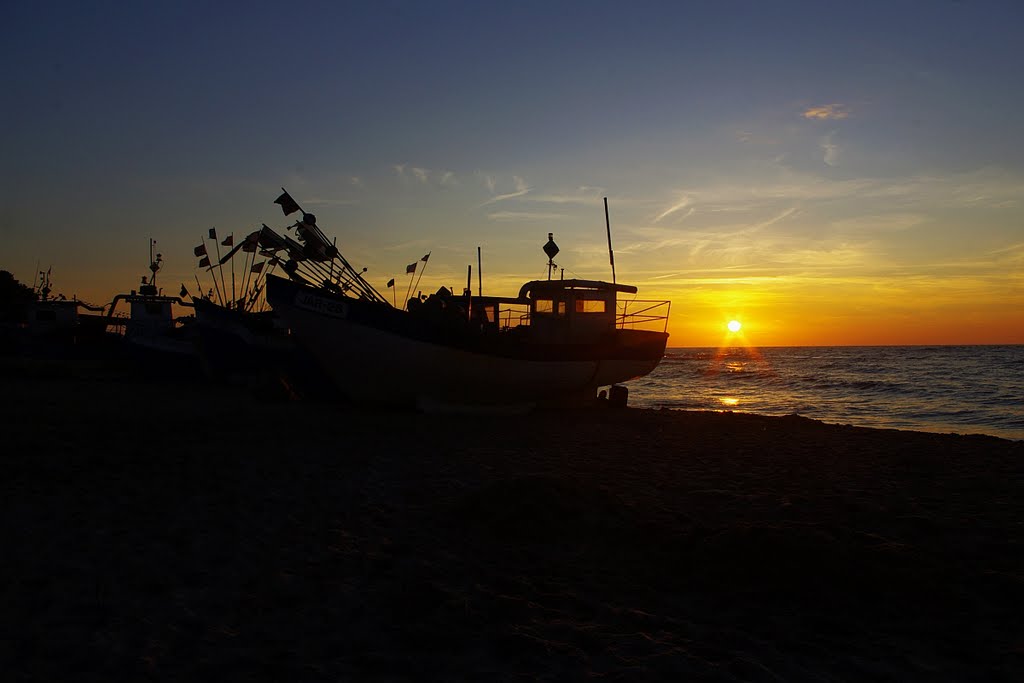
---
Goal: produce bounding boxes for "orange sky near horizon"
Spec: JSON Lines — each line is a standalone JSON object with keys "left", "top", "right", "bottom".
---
{"left": 12, "top": 229, "right": 1022, "bottom": 350}
{"left": 653, "top": 277, "right": 1023, "bottom": 347}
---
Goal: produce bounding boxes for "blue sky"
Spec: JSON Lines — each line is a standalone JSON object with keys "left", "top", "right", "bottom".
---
{"left": 3, "top": 0, "right": 1022, "bottom": 344}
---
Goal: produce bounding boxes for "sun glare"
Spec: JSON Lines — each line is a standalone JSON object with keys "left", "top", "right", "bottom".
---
{"left": 727, "top": 320, "right": 742, "bottom": 333}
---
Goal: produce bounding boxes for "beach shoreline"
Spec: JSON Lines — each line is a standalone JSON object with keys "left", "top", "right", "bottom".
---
{"left": 3, "top": 365, "right": 1022, "bottom": 680}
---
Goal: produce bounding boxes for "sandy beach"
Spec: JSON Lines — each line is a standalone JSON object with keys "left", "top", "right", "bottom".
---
{"left": 3, "top": 360, "right": 1022, "bottom": 681}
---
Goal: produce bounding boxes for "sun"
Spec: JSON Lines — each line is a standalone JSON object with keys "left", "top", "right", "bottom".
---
{"left": 727, "top": 320, "right": 742, "bottom": 333}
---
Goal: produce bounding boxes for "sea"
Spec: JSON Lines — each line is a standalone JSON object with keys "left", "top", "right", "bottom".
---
{"left": 627, "top": 345, "right": 1024, "bottom": 441}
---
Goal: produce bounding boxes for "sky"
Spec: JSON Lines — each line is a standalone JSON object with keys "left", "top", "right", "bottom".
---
{"left": 2, "top": 0, "right": 1022, "bottom": 346}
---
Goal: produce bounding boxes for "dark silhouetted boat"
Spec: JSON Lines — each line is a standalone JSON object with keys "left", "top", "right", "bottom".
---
{"left": 0, "top": 268, "right": 107, "bottom": 353}
{"left": 264, "top": 219, "right": 670, "bottom": 411}
{"left": 188, "top": 218, "right": 342, "bottom": 399}
{"left": 100, "top": 242, "right": 198, "bottom": 369}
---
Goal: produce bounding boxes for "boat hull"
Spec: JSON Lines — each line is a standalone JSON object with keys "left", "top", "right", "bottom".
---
{"left": 193, "top": 299, "right": 337, "bottom": 399}
{"left": 193, "top": 300, "right": 293, "bottom": 375}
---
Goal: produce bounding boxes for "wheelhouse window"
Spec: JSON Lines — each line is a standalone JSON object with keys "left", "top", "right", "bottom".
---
{"left": 533, "top": 299, "right": 567, "bottom": 316}
{"left": 575, "top": 300, "right": 606, "bottom": 313}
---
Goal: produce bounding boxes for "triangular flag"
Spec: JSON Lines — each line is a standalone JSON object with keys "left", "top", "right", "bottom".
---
{"left": 275, "top": 190, "right": 301, "bottom": 216}
{"left": 387, "top": 278, "right": 395, "bottom": 288}
{"left": 251, "top": 261, "right": 265, "bottom": 274}
{"left": 179, "top": 284, "right": 189, "bottom": 297}
{"left": 198, "top": 256, "right": 211, "bottom": 268}
{"left": 406, "top": 262, "right": 417, "bottom": 274}
{"left": 221, "top": 234, "right": 233, "bottom": 247}
{"left": 421, "top": 253, "right": 430, "bottom": 262}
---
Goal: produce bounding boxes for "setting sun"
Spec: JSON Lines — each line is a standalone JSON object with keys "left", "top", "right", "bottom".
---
{"left": 727, "top": 320, "right": 742, "bottom": 333}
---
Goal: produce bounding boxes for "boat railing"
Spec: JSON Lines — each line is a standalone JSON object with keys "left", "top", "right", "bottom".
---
{"left": 616, "top": 299, "right": 671, "bottom": 332}
{"left": 498, "top": 305, "right": 531, "bottom": 331}
{"left": 492, "top": 299, "right": 670, "bottom": 333}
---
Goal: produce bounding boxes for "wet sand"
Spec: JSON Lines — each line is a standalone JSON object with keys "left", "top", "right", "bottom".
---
{"left": 3, "top": 360, "right": 1022, "bottom": 680}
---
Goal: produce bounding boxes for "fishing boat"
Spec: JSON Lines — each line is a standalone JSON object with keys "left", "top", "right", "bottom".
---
{"left": 0, "top": 268, "right": 107, "bottom": 353}
{"left": 24, "top": 270, "right": 84, "bottom": 345}
{"left": 101, "top": 242, "right": 197, "bottom": 366}
{"left": 262, "top": 196, "right": 670, "bottom": 411}
{"left": 184, "top": 220, "right": 344, "bottom": 398}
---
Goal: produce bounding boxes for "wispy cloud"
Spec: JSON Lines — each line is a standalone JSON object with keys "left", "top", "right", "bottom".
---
{"left": 479, "top": 175, "right": 530, "bottom": 206}
{"left": 802, "top": 103, "right": 850, "bottom": 120}
{"left": 829, "top": 213, "right": 926, "bottom": 233}
{"left": 527, "top": 186, "right": 606, "bottom": 205}
{"left": 735, "top": 129, "right": 780, "bottom": 145}
{"left": 304, "top": 197, "right": 360, "bottom": 207}
{"left": 651, "top": 167, "right": 1024, "bottom": 212}
{"left": 820, "top": 132, "right": 840, "bottom": 166}
{"left": 380, "top": 239, "right": 433, "bottom": 254}
{"left": 989, "top": 242, "right": 1024, "bottom": 264}
{"left": 477, "top": 172, "right": 497, "bottom": 193}
{"left": 394, "top": 164, "right": 457, "bottom": 187}
{"left": 487, "top": 210, "right": 566, "bottom": 222}
{"left": 654, "top": 195, "right": 693, "bottom": 223}
{"left": 752, "top": 207, "right": 799, "bottom": 230}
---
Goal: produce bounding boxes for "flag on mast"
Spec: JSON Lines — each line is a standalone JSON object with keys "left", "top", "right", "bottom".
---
{"left": 209, "top": 227, "right": 217, "bottom": 240}
{"left": 387, "top": 278, "right": 395, "bottom": 288}
{"left": 179, "top": 284, "right": 189, "bottom": 297}
{"left": 405, "top": 262, "right": 417, "bottom": 274}
{"left": 275, "top": 191, "right": 301, "bottom": 216}
{"left": 421, "top": 253, "right": 430, "bottom": 262}
{"left": 221, "top": 234, "right": 233, "bottom": 247}
{"left": 193, "top": 244, "right": 207, "bottom": 257}
{"left": 198, "top": 256, "right": 211, "bottom": 268}
{"left": 251, "top": 261, "right": 265, "bottom": 274}
{"left": 242, "top": 230, "right": 260, "bottom": 252}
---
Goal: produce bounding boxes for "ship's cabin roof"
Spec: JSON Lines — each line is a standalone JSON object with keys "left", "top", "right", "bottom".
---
{"left": 517, "top": 278, "right": 637, "bottom": 300}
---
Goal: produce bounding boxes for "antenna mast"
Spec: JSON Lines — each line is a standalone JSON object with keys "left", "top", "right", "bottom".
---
{"left": 543, "top": 233, "right": 559, "bottom": 281}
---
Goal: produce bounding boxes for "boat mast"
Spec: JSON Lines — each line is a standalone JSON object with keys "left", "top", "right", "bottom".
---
{"left": 604, "top": 197, "right": 616, "bottom": 285}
